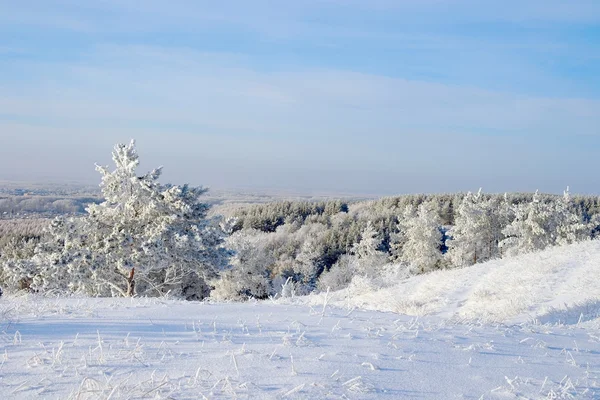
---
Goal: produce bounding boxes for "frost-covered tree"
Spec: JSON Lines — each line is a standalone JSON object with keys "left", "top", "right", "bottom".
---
{"left": 292, "top": 223, "right": 328, "bottom": 287}
{"left": 211, "top": 229, "right": 273, "bottom": 301}
{"left": 399, "top": 202, "right": 443, "bottom": 273}
{"left": 350, "top": 221, "right": 387, "bottom": 277}
{"left": 447, "top": 190, "right": 504, "bottom": 267}
{"left": 554, "top": 187, "right": 589, "bottom": 246}
{"left": 352, "top": 221, "right": 380, "bottom": 259}
{"left": 27, "top": 216, "right": 89, "bottom": 293}
{"left": 294, "top": 239, "right": 322, "bottom": 284}
{"left": 447, "top": 191, "right": 481, "bottom": 267}
{"left": 16, "top": 140, "right": 228, "bottom": 299}
{"left": 499, "top": 189, "right": 589, "bottom": 257}
{"left": 499, "top": 191, "right": 555, "bottom": 257}
{"left": 0, "top": 216, "right": 87, "bottom": 293}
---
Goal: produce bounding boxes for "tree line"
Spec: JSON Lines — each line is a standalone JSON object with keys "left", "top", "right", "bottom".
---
{"left": 0, "top": 141, "right": 598, "bottom": 301}
{"left": 212, "top": 188, "right": 596, "bottom": 300}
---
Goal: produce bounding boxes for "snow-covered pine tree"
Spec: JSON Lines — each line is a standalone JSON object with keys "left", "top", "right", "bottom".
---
{"left": 499, "top": 191, "right": 555, "bottom": 257}
{"left": 554, "top": 187, "right": 589, "bottom": 246}
{"left": 0, "top": 215, "right": 87, "bottom": 294}
{"left": 496, "top": 193, "right": 515, "bottom": 258}
{"left": 294, "top": 238, "right": 322, "bottom": 284}
{"left": 447, "top": 191, "right": 478, "bottom": 267}
{"left": 352, "top": 221, "right": 380, "bottom": 259}
{"left": 399, "top": 202, "right": 443, "bottom": 273}
{"left": 28, "top": 140, "right": 228, "bottom": 299}
{"left": 350, "top": 221, "right": 387, "bottom": 277}
{"left": 29, "top": 216, "right": 89, "bottom": 293}
{"left": 447, "top": 189, "right": 503, "bottom": 267}
{"left": 288, "top": 223, "right": 328, "bottom": 287}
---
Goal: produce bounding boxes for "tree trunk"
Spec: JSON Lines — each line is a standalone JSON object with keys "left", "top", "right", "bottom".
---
{"left": 126, "top": 267, "right": 135, "bottom": 297}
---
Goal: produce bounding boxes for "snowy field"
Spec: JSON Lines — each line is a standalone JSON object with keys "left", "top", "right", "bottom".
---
{"left": 1, "top": 241, "right": 600, "bottom": 399}
{"left": 2, "top": 297, "right": 600, "bottom": 399}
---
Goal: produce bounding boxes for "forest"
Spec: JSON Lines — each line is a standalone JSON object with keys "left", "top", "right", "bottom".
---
{"left": 0, "top": 141, "right": 598, "bottom": 301}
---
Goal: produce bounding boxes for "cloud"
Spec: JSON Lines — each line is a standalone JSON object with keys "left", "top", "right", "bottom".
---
{"left": 0, "top": 44, "right": 599, "bottom": 194}
{"left": 1, "top": 45, "right": 598, "bottom": 139}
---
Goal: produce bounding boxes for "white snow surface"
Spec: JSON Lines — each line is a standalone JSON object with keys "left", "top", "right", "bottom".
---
{"left": 301, "top": 239, "right": 600, "bottom": 325}
{"left": 1, "top": 240, "right": 600, "bottom": 399}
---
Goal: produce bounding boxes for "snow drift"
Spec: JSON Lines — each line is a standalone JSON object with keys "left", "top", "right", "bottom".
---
{"left": 299, "top": 239, "right": 600, "bottom": 324}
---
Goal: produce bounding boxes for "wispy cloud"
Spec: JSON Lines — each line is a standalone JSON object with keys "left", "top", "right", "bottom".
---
{"left": 1, "top": 2, "right": 599, "bottom": 193}
{"left": 2, "top": 45, "right": 598, "bottom": 138}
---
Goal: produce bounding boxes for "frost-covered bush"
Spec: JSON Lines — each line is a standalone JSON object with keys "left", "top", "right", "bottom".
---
{"left": 211, "top": 229, "right": 273, "bottom": 301}
{"left": 211, "top": 269, "right": 271, "bottom": 301}
{"left": 347, "top": 274, "right": 377, "bottom": 297}
{"left": 317, "top": 254, "right": 359, "bottom": 292}
{"left": 0, "top": 259, "right": 35, "bottom": 292}
{"left": 316, "top": 222, "right": 389, "bottom": 292}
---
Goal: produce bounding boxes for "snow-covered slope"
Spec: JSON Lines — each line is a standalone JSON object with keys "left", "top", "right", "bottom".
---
{"left": 1, "top": 241, "right": 600, "bottom": 398}
{"left": 300, "top": 239, "right": 600, "bottom": 324}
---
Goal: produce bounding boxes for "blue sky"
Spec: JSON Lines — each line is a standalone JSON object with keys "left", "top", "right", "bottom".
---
{"left": 1, "top": 0, "right": 599, "bottom": 195}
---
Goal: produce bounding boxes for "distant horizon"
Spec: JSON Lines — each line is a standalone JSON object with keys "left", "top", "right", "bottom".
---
{"left": 0, "top": 176, "right": 595, "bottom": 199}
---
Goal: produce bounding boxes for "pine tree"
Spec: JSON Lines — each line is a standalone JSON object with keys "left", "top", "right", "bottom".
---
{"left": 496, "top": 193, "right": 515, "bottom": 258}
{"left": 447, "top": 189, "right": 503, "bottom": 267}
{"left": 499, "top": 189, "right": 589, "bottom": 257}
{"left": 554, "top": 187, "right": 589, "bottom": 246}
{"left": 352, "top": 221, "right": 381, "bottom": 259}
{"left": 499, "top": 191, "right": 554, "bottom": 257}
{"left": 295, "top": 239, "right": 322, "bottom": 284}
{"left": 399, "top": 202, "right": 443, "bottom": 273}
{"left": 28, "top": 140, "right": 228, "bottom": 299}
{"left": 351, "top": 221, "right": 387, "bottom": 277}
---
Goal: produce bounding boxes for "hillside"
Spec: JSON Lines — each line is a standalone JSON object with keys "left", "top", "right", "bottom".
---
{"left": 1, "top": 241, "right": 600, "bottom": 398}
{"left": 299, "top": 239, "right": 600, "bottom": 325}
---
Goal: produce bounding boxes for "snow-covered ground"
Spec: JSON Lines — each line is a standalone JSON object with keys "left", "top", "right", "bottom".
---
{"left": 1, "top": 240, "right": 600, "bottom": 399}
{"left": 301, "top": 239, "right": 600, "bottom": 325}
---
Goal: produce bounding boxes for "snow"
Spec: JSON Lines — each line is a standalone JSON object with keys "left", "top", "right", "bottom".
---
{"left": 301, "top": 239, "right": 600, "bottom": 325}
{"left": 1, "top": 240, "right": 600, "bottom": 399}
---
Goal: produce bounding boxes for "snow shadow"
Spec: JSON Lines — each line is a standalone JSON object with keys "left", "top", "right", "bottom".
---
{"left": 9, "top": 318, "right": 189, "bottom": 341}
{"left": 535, "top": 300, "right": 600, "bottom": 325}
